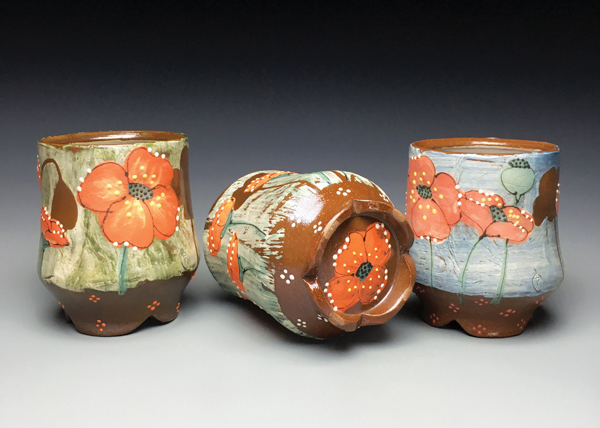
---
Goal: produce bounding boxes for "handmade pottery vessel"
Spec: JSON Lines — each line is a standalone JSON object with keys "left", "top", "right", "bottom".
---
{"left": 38, "top": 131, "right": 200, "bottom": 336}
{"left": 204, "top": 171, "right": 416, "bottom": 339}
{"left": 405, "top": 138, "right": 563, "bottom": 337}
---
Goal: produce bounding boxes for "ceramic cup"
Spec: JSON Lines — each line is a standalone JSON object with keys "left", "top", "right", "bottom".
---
{"left": 38, "top": 131, "right": 200, "bottom": 336}
{"left": 204, "top": 170, "right": 416, "bottom": 339}
{"left": 405, "top": 138, "right": 563, "bottom": 337}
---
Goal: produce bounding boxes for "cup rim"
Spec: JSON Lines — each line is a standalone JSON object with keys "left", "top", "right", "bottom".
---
{"left": 411, "top": 137, "right": 559, "bottom": 154}
{"left": 39, "top": 130, "right": 186, "bottom": 147}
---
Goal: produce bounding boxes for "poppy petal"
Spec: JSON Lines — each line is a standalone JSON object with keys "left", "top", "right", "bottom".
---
{"left": 244, "top": 171, "right": 296, "bottom": 193}
{"left": 458, "top": 196, "right": 494, "bottom": 236}
{"left": 215, "top": 197, "right": 235, "bottom": 227}
{"left": 77, "top": 162, "right": 128, "bottom": 213}
{"left": 485, "top": 221, "right": 528, "bottom": 244}
{"left": 430, "top": 173, "right": 461, "bottom": 225}
{"left": 334, "top": 232, "right": 368, "bottom": 276}
{"left": 406, "top": 195, "right": 419, "bottom": 222}
{"left": 364, "top": 222, "right": 392, "bottom": 266}
{"left": 327, "top": 275, "right": 360, "bottom": 312}
{"left": 145, "top": 185, "right": 178, "bottom": 240}
{"left": 125, "top": 147, "right": 174, "bottom": 189}
{"left": 485, "top": 206, "right": 534, "bottom": 244}
{"left": 358, "top": 265, "right": 388, "bottom": 305}
{"left": 465, "top": 190, "right": 505, "bottom": 208}
{"left": 407, "top": 156, "right": 436, "bottom": 191}
{"left": 41, "top": 207, "right": 70, "bottom": 247}
{"left": 101, "top": 195, "right": 154, "bottom": 249}
{"left": 40, "top": 207, "right": 50, "bottom": 235}
{"left": 410, "top": 200, "right": 451, "bottom": 241}
{"left": 227, "top": 232, "right": 245, "bottom": 293}
{"left": 207, "top": 197, "right": 235, "bottom": 256}
{"left": 45, "top": 218, "right": 70, "bottom": 247}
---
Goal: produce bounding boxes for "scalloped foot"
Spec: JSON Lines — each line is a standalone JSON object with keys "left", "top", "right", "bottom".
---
{"left": 44, "top": 275, "right": 190, "bottom": 336}
{"left": 414, "top": 283, "right": 550, "bottom": 338}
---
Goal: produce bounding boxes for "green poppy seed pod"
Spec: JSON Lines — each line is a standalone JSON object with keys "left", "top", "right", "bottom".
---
{"left": 501, "top": 158, "right": 535, "bottom": 202}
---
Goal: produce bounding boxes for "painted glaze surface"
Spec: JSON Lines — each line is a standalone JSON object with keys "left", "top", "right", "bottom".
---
{"left": 406, "top": 138, "right": 563, "bottom": 337}
{"left": 37, "top": 132, "right": 200, "bottom": 335}
{"left": 38, "top": 137, "right": 198, "bottom": 292}
{"left": 204, "top": 170, "right": 415, "bottom": 339}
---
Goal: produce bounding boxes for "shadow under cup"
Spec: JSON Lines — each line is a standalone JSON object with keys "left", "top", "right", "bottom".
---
{"left": 38, "top": 131, "right": 200, "bottom": 336}
{"left": 405, "top": 138, "right": 563, "bottom": 338}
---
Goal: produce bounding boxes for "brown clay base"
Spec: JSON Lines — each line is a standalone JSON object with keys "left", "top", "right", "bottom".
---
{"left": 43, "top": 274, "right": 192, "bottom": 336}
{"left": 413, "top": 283, "right": 551, "bottom": 338}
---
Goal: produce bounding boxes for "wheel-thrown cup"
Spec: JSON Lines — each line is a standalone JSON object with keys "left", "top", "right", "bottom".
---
{"left": 38, "top": 131, "right": 200, "bottom": 336}
{"left": 405, "top": 138, "right": 563, "bottom": 337}
{"left": 204, "top": 170, "right": 416, "bottom": 339}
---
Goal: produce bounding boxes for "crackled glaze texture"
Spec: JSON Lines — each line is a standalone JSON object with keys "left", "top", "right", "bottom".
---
{"left": 204, "top": 170, "right": 416, "bottom": 339}
{"left": 406, "top": 138, "right": 563, "bottom": 337}
{"left": 37, "top": 131, "right": 200, "bottom": 336}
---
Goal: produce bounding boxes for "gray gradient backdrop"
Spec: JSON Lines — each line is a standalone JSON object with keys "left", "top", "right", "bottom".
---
{"left": 1, "top": 2, "right": 599, "bottom": 427}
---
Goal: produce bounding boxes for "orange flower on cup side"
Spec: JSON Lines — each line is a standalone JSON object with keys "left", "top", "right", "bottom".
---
{"left": 227, "top": 232, "right": 246, "bottom": 293}
{"left": 406, "top": 155, "right": 460, "bottom": 242}
{"left": 244, "top": 171, "right": 296, "bottom": 193}
{"left": 40, "top": 207, "right": 69, "bottom": 247}
{"left": 458, "top": 190, "right": 535, "bottom": 303}
{"left": 459, "top": 190, "right": 534, "bottom": 244}
{"left": 207, "top": 197, "right": 235, "bottom": 256}
{"left": 77, "top": 147, "right": 179, "bottom": 249}
{"left": 326, "top": 222, "right": 392, "bottom": 312}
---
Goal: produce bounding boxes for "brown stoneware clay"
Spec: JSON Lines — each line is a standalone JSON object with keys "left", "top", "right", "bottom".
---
{"left": 405, "top": 138, "right": 563, "bottom": 337}
{"left": 204, "top": 171, "right": 416, "bottom": 339}
{"left": 38, "top": 131, "right": 200, "bottom": 336}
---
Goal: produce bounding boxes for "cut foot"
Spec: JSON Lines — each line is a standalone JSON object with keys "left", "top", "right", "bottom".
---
{"left": 413, "top": 283, "right": 550, "bottom": 338}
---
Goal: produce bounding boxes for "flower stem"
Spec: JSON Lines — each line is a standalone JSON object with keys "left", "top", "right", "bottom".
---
{"left": 317, "top": 171, "right": 332, "bottom": 185}
{"left": 38, "top": 235, "right": 50, "bottom": 282}
{"left": 429, "top": 238, "right": 434, "bottom": 291}
{"left": 491, "top": 239, "right": 509, "bottom": 305}
{"left": 459, "top": 236, "right": 484, "bottom": 303}
{"left": 229, "top": 220, "right": 266, "bottom": 238}
{"left": 117, "top": 245, "right": 128, "bottom": 295}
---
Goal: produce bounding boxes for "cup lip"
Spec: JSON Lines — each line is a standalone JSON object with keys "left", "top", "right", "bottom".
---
{"left": 411, "top": 137, "right": 559, "bottom": 154}
{"left": 39, "top": 130, "right": 187, "bottom": 147}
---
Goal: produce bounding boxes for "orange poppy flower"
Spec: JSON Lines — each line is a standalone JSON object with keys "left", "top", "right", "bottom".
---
{"left": 459, "top": 190, "right": 534, "bottom": 244}
{"left": 227, "top": 232, "right": 246, "bottom": 293}
{"left": 77, "top": 147, "right": 179, "bottom": 249}
{"left": 244, "top": 171, "right": 296, "bottom": 193}
{"left": 326, "top": 222, "right": 392, "bottom": 312}
{"left": 207, "top": 197, "right": 235, "bottom": 256}
{"left": 406, "top": 155, "right": 460, "bottom": 242}
{"left": 40, "top": 207, "right": 69, "bottom": 248}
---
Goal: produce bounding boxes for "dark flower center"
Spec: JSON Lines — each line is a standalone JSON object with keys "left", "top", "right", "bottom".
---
{"left": 508, "top": 158, "right": 531, "bottom": 169}
{"left": 490, "top": 205, "right": 508, "bottom": 222}
{"left": 128, "top": 183, "right": 153, "bottom": 201}
{"left": 356, "top": 261, "right": 374, "bottom": 281}
{"left": 416, "top": 184, "right": 432, "bottom": 199}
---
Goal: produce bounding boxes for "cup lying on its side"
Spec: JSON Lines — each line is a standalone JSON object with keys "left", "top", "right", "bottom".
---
{"left": 204, "top": 170, "right": 416, "bottom": 339}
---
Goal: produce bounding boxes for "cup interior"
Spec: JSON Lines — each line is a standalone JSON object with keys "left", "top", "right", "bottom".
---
{"left": 412, "top": 138, "right": 558, "bottom": 155}
{"left": 39, "top": 131, "right": 186, "bottom": 147}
